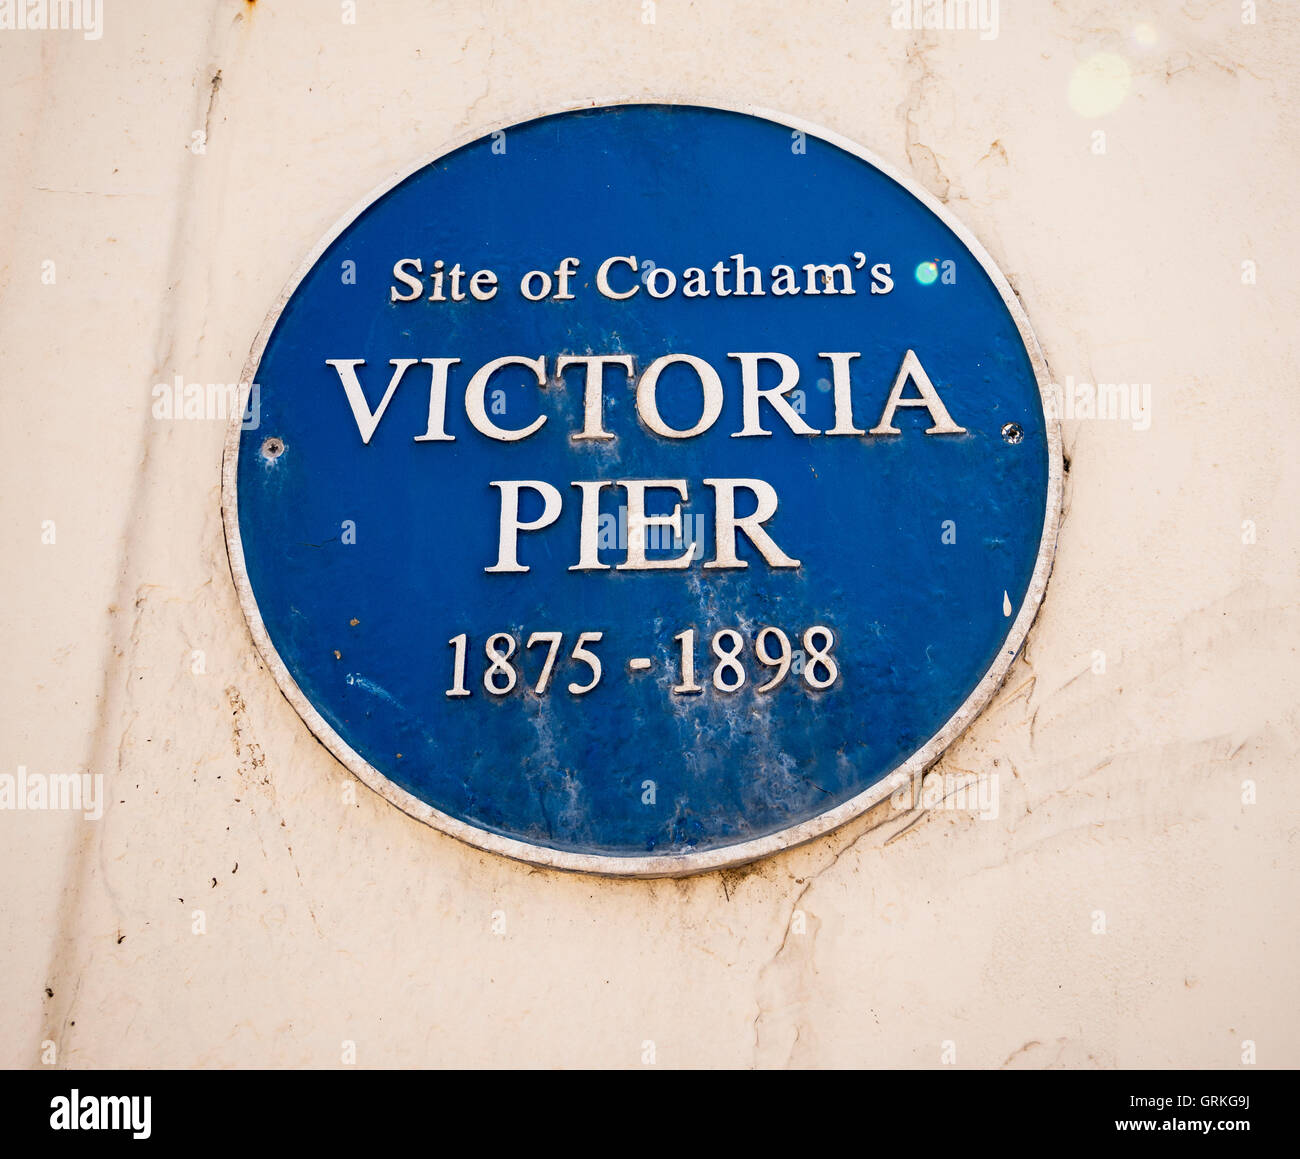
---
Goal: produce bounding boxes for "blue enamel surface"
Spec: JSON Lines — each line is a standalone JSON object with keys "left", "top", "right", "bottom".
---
{"left": 236, "top": 104, "right": 1048, "bottom": 858}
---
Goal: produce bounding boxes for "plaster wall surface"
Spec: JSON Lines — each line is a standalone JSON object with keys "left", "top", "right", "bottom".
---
{"left": 0, "top": 0, "right": 1296, "bottom": 1068}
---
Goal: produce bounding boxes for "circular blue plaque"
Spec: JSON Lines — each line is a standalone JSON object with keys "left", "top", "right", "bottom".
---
{"left": 223, "top": 102, "right": 1061, "bottom": 875}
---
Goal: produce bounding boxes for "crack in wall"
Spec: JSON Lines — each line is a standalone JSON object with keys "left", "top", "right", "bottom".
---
{"left": 36, "top": 0, "right": 254, "bottom": 1065}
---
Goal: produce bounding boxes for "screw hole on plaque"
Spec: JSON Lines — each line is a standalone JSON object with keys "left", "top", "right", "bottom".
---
{"left": 1001, "top": 422, "right": 1023, "bottom": 445}
{"left": 261, "top": 437, "right": 285, "bottom": 460}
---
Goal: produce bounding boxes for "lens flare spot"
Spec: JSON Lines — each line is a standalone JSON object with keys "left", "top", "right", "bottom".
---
{"left": 1068, "top": 52, "right": 1131, "bottom": 118}
{"left": 915, "top": 260, "right": 939, "bottom": 285}
{"left": 1133, "top": 22, "right": 1158, "bottom": 47}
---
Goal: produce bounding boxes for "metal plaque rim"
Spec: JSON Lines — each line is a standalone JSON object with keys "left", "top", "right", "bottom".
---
{"left": 220, "top": 97, "right": 1063, "bottom": 879}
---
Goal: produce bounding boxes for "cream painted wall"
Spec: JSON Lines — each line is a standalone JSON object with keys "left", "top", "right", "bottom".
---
{"left": 1, "top": 0, "right": 1296, "bottom": 1068}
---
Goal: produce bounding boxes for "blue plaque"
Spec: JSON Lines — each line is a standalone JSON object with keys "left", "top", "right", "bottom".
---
{"left": 223, "top": 102, "right": 1061, "bottom": 875}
